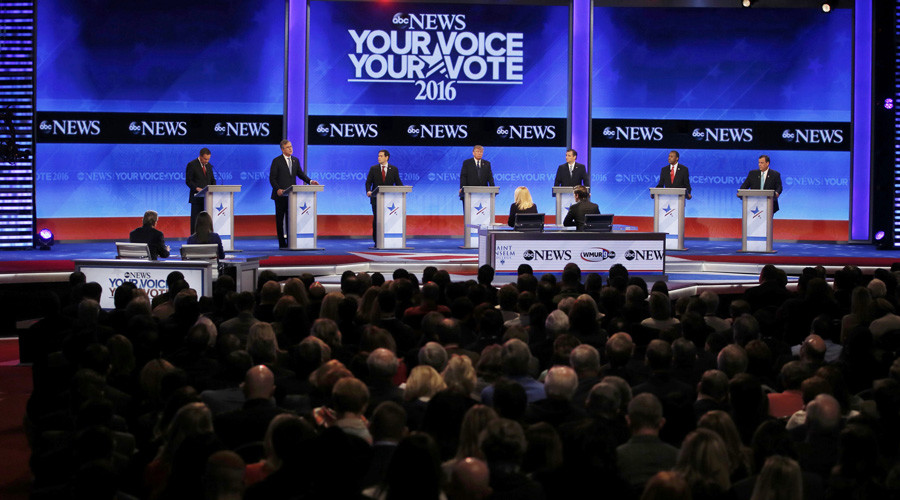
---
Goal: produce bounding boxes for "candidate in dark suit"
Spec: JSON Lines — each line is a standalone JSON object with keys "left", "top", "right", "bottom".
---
{"left": 365, "top": 149, "right": 403, "bottom": 243}
{"left": 269, "top": 140, "right": 319, "bottom": 248}
{"left": 554, "top": 148, "right": 588, "bottom": 187}
{"left": 739, "top": 154, "right": 783, "bottom": 213}
{"left": 129, "top": 210, "right": 170, "bottom": 260}
{"left": 655, "top": 150, "right": 692, "bottom": 199}
{"left": 185, "top": 147, "right": 217, "bottom": 233}
{"left": 459, "top": 145, "right": 494, "bottom": 200}
{"left": 563, "top": 186, "right": 600, "bottom": 231}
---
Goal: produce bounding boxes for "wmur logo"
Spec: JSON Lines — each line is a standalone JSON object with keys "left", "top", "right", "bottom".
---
{"left": 602, "top": 126, "right": 663, "bottom": 141}
{"left": 580, "top": 248, "right": 616, "bottom": 262}
{"left": 39, "top": 119, "right": 101, "bottom": 136}
{"left": 692, "top": 127, "right": 753, "bottom": 143}
{"left": 214, "top": 121, "right": 270, "bottom": 137}
{"left": 781, "top": 128, "right": 843, "bottom": 144}
{"left": 624, "top": 249, "right": 664, "bottom": 261}
{"left": 391, "top": 12, "right": 467, "bottom": 31}
{"left": 407, "top": 124, "right": 468, "bottom": 139}
{"left": 522, "top": 249, "right": 572, "bottom": 261}
{"left": 128, "top": 121, "right": 188, "bottom": 136}
{"left": 496, "top": 125, "right": 556, "bottom": 140}
{"left": 316, "top": 123, "right": 378, "bottom": 138}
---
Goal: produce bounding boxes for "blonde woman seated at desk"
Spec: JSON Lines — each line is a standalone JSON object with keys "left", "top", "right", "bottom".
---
{"left": 508, "top": 186, "right": 538, "bottom": 227}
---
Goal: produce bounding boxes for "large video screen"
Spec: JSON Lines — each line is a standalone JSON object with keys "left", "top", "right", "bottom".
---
{"left": 35, "top": 0, "right": 286, "bottom": 219}
{"left": 306, "top": 1, "right": 569, "bottom": 216}
{"left": 590, "top": 7, "right": 852, "bottom": 221}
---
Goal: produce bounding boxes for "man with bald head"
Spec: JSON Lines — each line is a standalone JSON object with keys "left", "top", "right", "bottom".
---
{"left": 447, "top": 457, "right": 492, "bottom": 500}
{"left": 215, "top": 365, "right": 286, "bottom": 449}
{"left": 794, "top": 393, "right": 842, "bottom": 479}
{"left": 524, "top": 365, "right": 586, "bottom": 427}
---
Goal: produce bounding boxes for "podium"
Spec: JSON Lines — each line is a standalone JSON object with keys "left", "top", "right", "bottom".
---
{"left": 373, "top": 185, "right": 412, "bottom": 249}
{"left": 552, "top": 186, "right": 589, "bottom": 226}
{"left": 283, "top": 184, "right": 324, "bottom": 251}
{"left": 650, "top": 187, "right": 687, "bottom": 251}
{"left": 461, "top": 186, "right": 499, "bottom": 248}
{"left": 737, "top": 189, "right": 776, "bottom": 253}
{"left": 195, "top": 185, "right": 241, "bottom": 251}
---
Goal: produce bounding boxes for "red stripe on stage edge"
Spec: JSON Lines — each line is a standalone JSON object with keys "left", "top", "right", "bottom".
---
{"left": 37, "top": 216, "right": 849, "bottom": 241}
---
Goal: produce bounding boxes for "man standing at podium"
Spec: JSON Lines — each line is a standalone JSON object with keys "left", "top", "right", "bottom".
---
{"left": 554, "top": 148, "right": 587, "bottom": 187}
{"left": 656, "top": 150, "right": 692, "bottom": 200}
{"left": 739, "top": 154, "right": 782, "bottom": 213}
{"left": 270, "top": 139, "right": 319, "bottom": 248}
{"left": 366, "top": 149, "right": 403, "bottom": 244}
{"left": 186, "top": 147, "right": 216, "bottom": 233}
{"left": 459, "top": 145, "right": 495, "bottom": 200}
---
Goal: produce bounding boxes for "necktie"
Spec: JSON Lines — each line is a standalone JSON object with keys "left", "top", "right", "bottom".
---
{"left": 201, "top": 164, "right": 206, "bottom": 176}
{"left": 382, "top": 166, "right": 386, "bottom": 182}
{"left": 760, "top": 172, "right": 766, "bottom": 190}
{"left": 670, "top": 166, "right": 676, "bottom": 184}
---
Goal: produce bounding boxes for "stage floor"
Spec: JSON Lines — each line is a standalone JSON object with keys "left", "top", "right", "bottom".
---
{"left": 1, "top": 237, "right": 898, "bottom": 293}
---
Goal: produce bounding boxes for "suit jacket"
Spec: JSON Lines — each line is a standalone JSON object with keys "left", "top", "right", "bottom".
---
{"left": 563, "top": 199, "right": 600, "bottom": 231}
{"left": 365, "top": 163, "right": 402, "bottom": 204}
{"left": 656, "top": 163, "right": 691, "bottom": 197}
{"left": 459, "top": 158, "right": 494, "bottom": 200}
{"left": 269, "top": 155, "right": 312, "bottom": 200}
{"left": 554, "top": 162, "right": 588, "bottom": 187}
{"left": 186, "top": 158, "right": 216, "bottom": 202}
{"left": 739, "top": 168, "right": 782, "bottom": 213}
{"left": 129, "top": 224, "right": 170, "bottom": 260}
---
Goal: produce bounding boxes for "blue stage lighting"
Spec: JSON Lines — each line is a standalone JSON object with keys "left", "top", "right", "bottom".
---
{"left": 875, "top": 231, "right": 885, "bottom": 241}
{"left": 36, "top": 228, "right": 54, "bottom": 250}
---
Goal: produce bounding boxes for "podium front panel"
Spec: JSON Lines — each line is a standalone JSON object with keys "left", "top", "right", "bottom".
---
{"left": 467, "top": 192, "right": 494, "bottom": 247}
{"left": 380, "top": 191, "right": 406, "bottom": 249}
{"left": 656, "top": 193, "right": 681, "bottom": 250}
{"left": 743, "top": 195, "right": 772, "bottom": 252}
{"left": 554, "top": 192, "right": 577, "bottom": 226}
{"left": 207, "top": 191, "right": 235, "bottom": 251}
{"left": 293, "top": 191, "right": 318, "bottom": 249}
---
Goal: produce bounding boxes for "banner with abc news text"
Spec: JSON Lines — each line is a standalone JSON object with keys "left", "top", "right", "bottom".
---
{"left": 592, "top": 119, "right": 850, "bottom": 152}
{"left": 36, "top": 112, "right": 283, "bottom": 145}
{"left": 309, "top": 115, "right": 565, "bottom": 147}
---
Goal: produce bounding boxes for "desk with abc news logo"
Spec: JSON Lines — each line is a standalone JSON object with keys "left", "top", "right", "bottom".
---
{"left": 478, "top": 227, "right": 666, "bottom": 275}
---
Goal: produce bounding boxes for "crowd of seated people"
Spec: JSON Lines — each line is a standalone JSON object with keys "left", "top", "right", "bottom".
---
{"left": 23, "top": 261, "right": 900, "bottom": 499}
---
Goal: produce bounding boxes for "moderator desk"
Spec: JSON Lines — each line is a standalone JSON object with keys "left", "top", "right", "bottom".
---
{"left": 478, "top": 226, "right": 666, "bottom": 274}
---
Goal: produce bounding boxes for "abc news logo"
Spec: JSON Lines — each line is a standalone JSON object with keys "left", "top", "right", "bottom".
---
{"left": 214, "top": 121, "right": 271, "bottom": 137}
{"left": 391, "top": 12, "right": 466, "bottom": 31}
{"left": 39, "top": 120, "right": 101, "bottom": 136}
{"left": 602, "top": 126, "right": 663, "bottom": 142}
{"left": 691, "top": 127, "right": 753, "bottom": 143}
{"left": 624, "top": 249, "right": 663, "bottom": 261}
{"left": 522, "top": 249, "right": 572, "bottom": 261}
{"left": 316, "top": 123, "right": 378, "bottom": 138}
{"left": 496, "top": 125, "right": 557, "bottom": 140}
{"left": 781, "top": 128, "right": 844, "bottom": 144}
{"left": 129, "top": 121, "right": 188, "bottom": 136}
{"left": 407, "top": 124, "right": 468, "bottom": 139}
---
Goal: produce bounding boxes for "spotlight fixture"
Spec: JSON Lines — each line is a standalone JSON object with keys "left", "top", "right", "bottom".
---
{"left": 36, "top": 228, "right": 54, "bottom": 250}
{"left": 821, "top": 1, "right": 835, "bottom": 13}
{"left": 741, "top": 0, "right": 757, "bottom": 7}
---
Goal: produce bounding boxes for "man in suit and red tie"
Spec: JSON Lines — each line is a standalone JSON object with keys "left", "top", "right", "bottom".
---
{"left": 459, "top": 145, "right": 495, "bottom": 200}
{"left": 186, "top": 147, "right": 216, "bottom": 233}
{"left": 739, "top": 154, "right": 782, "bottom": 213}
{"left": 554, "top": 148, "right": 588, "bottom": 187}
{"left": 269, "top": 139, "right": 319, "bottom": 248}
{"left": 656, "top": 150, "right": 692, "bottom": 200}
{"left": 365, "top": 149, "right": 403, "bottom": 244}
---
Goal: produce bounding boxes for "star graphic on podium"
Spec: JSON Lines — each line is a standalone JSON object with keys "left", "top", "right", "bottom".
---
{"left": 215, "top": 203, "right": 226, "bottom": 216}
{"left": 475, "top": 202, "right": 487, "bottom": 215}
{"left": 750, "top": 206, "right": 763, "bottom": 219}
{"left": 662, "top": 204, "right": 675, "bottom": 217}
{"left": 299, "top": 202, "right": 310, "bottom": 214}
{"left": 387, "top": 202, "right": 399, "bottom": 215}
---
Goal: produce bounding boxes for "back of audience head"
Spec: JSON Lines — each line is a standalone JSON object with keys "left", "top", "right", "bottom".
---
{"left": 627, "top": 393, "right": 665, "bottom": 433}
{"left": 640, "top": 471, "right": 691, "bottom": 500}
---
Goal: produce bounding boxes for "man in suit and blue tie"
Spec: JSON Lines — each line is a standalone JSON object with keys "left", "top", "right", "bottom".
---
{"left": 459, "top": 145, "right": 495, "bottom": 200}
{"left": 656, "top": 150, "right": 692, "bottom": 200}
{"left": 186, "top": 147, "right": 216, "bottom": 233}
{"left": 366, "top": 149, "right": 403, "bottom": 244}
{"left": 269, "top": 139, "right": 319, "bottom": 248}
{"left": 739, "top": 154, "right": 782, "bottom": 213}
{"left": 554, "top": 148, "right": 588, "bottom": 187}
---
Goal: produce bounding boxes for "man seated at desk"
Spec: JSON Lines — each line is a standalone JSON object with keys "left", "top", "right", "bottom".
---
{"left": 563, "top": 186, "right": 600, "bottom": 232}
{"left": 129, "top": 210, "right": 170, "bottom": 260}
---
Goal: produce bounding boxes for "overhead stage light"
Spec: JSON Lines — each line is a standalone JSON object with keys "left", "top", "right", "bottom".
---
{"left": 821, "top": 1, "right": 835, "bottom": 13}
{"left": 875, "top": 230, "right": 886, "bottom": 241}
{"left": 36, "top": 228, "right": 54, "bottom": 250}
{"left": 741, "top": 0, "right": 757, "bottom": 7}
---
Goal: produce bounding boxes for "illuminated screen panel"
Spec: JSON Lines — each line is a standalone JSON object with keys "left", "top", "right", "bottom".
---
{"left": 590, "top": 7, "right": 852, "bottom": 221}
{"left": 35, "top": 0, "right": 286, "bottom": 219}
{"left": 306, "top": 1, "right": 569, "bottom": 216}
